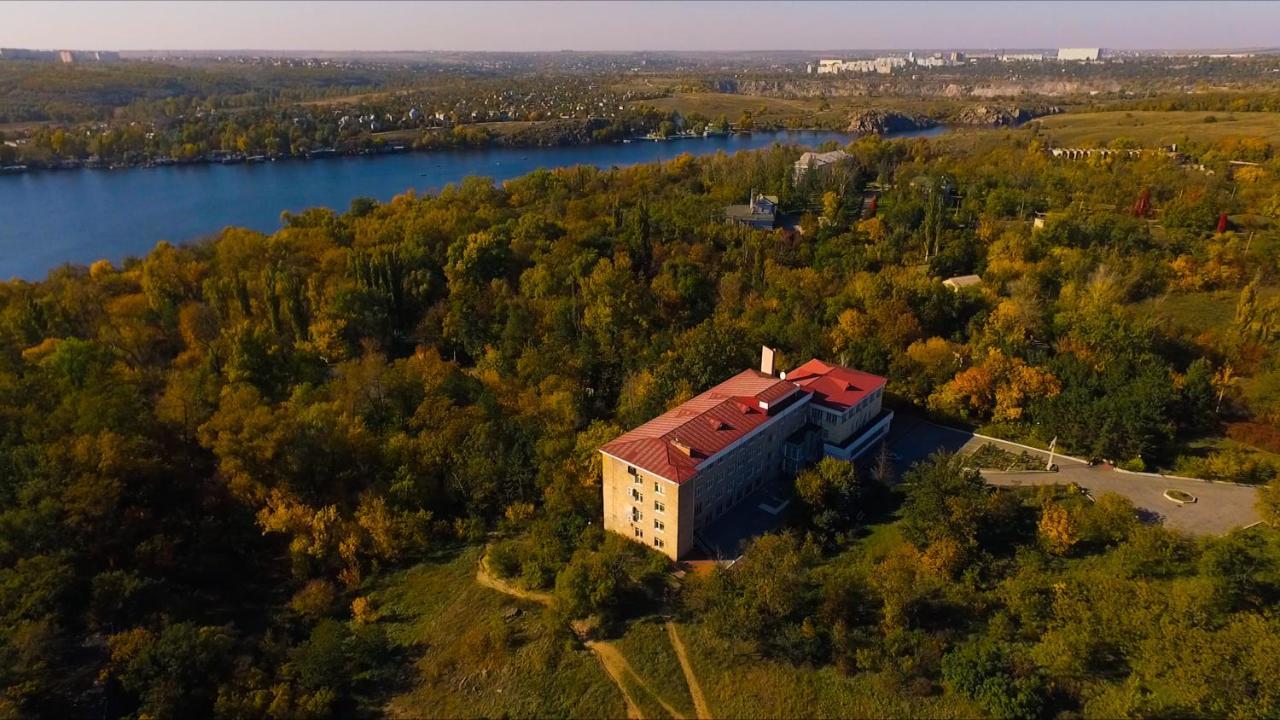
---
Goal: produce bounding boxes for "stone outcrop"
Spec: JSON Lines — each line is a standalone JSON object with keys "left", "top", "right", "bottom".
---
{"left": 846, "top": 109, "right": 937, "bottom": 135}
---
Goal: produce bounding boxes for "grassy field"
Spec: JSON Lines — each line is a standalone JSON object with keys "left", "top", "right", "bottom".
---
{"left": 612, "top": 619, "right": 698, "bottom": 718}
{"left": 1127, "top": 286, "right": 1279, "bottom": 335}
{"left": 373, "top": 546, "right": 626, "bottom": 719}
{"left": 1030, "top": 110, "right": 1280, "bottom": 147}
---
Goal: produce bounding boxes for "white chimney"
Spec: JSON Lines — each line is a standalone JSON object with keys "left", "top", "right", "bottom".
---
{"left": 760, "top": 346, "right": 776, "bottom": 376}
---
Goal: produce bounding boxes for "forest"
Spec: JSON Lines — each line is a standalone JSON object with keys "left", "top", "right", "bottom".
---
{"left": 2, "top": 125, "right": 1280, "bottom": 717}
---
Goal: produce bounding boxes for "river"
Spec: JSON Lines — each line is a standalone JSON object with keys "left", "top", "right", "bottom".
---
{"left": 0, "top": 127, "right": 945, "bottom": 280}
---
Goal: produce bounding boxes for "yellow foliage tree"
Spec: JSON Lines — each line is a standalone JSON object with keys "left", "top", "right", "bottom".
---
{"left": 1038, "top": 503, "right": 1079, "bottom": 556}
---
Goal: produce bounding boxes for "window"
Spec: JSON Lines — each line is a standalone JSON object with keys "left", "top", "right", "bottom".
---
{"left": 627, "top": 465, "right": 637, "bottom": 475}
{"left": 654, "top": 500, "right": 666, "bottom": 513}
{"left": 633, "top": 527, "right": 643, "bottom": 538}
{"left": 654, "top": 519, "right": 665, "bottom": 531}
{"left": 632, "top": 473, "right": 642, "bottom": 484}
{"left": 654, "top": 482, "right": 663, "bottom": 494}
{"left": 653, "top": 537, "right": 665, "bottom": 549}
{"left": 695, "top": 502, "right": 704, "bottom": 515}
{"left": 631, "top": 507, "right": 642, "bottom": 523}
{"left": 631, "top": 488, "right": 643, "bottom": 502}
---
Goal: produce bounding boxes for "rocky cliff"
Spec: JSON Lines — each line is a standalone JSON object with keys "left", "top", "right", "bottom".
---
{"left": 945, "top": 104, "right": 1062, "bottom": 126}
{"left": 846, "top": 109, "right": 937, "bottom": 135}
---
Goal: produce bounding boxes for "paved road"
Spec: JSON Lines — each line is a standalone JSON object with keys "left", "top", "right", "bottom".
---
{"left": 883, "top": 416, "right": 1261, "bottom": 536}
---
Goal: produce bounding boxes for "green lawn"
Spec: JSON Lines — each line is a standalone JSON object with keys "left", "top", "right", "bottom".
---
{"left": 372, "top": 546, "right": 626, "bottom": 719}
{"left": 1031, "top": 110, "right": 1280, "bottom": 147}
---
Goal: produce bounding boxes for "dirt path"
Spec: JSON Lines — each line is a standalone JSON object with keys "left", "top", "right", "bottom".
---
{"left": 476, "top": 548, "right": 660, "bottom": 718}
{"left": 474, "top": 554, "right": 553, "bottom": 605}
{"left": 666, "top": 621, "right": 712, "bottom": 720}
{"left": 587, "top": 640, "right": 657, "bottom": 719}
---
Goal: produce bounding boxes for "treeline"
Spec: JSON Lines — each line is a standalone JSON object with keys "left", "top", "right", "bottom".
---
{"left": 0, "top": 61, "right": 407, "bottom": 123}
{"left": 0, "top": 130, "right": 1278, "bottom": 715}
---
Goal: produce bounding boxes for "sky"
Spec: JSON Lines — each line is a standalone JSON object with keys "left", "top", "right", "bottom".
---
{"left": 4, "top": 1, "right": 1280, "bottom": 53}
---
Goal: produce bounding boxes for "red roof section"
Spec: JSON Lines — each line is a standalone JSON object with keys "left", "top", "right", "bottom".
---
{"left": 600, "top": 369, "right": 800, "bottom": 483}
{"left": 600, "top": 360, "right": 886, "bottom": 483}
{"left": 785, "top": 359, "right": 887, "bottom": 412}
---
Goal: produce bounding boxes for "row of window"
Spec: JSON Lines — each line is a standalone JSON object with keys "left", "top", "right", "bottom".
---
{"left": 632, "top": 515, "right": 665, "bottom": 549}
{"left": 627, "top": 466, "right": 667, "bottom": 493}
{"left": 629, "top": 493, "right": 665, "bottom": 513}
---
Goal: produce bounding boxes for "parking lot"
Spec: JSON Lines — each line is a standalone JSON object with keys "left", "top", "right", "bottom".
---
{"left": 884, "top": 414, "right": 1262, "bottom": 536}
{"left": 688, "top": 414, "right": 1263, "bottom": 564}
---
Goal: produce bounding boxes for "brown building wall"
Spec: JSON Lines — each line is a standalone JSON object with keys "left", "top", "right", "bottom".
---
{"left": 600, "top": 452, "right": 685, "bottom": 560}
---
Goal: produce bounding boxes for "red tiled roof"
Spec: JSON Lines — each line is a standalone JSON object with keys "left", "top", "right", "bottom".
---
{"left": 600, "top": 360, "right": 886, "bottom": 483}
{"left": 600, "top": 369, "right": 800, "bottom": 483}
{"left": 785, "top": 359, "right": 886, "bottom": 412}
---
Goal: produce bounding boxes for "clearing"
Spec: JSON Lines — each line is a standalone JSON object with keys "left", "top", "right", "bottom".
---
{"left": 1128, "top": 286, "right": 1279, "bottom": 336}
{"left": 374, "top": 547, "right": 626, "bottom": 719}
{"left": 475, "top": 547, "right": 705, "bottom": 719}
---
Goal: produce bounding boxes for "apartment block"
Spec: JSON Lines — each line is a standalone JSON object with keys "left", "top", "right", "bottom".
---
{"left": 600, "top": 348, "right": 892, "bottom": 560}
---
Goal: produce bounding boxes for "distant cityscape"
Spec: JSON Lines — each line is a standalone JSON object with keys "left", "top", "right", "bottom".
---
{"left": 0, "top": 45, "right": 1270, "bottom": 70}
{"left": 809, "top": 46, "right": 1264, "bottom": 74}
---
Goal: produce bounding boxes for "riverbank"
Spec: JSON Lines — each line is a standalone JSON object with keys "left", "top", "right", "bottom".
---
{"left": 4, "top": 128, "right": 910, "bottom": 280}
{"left": 2, "top": 124, "right": 803, "bottom": 176}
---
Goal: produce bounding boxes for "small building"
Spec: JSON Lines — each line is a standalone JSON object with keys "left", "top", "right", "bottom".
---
{"left": 725, "top": 192, "right": 779, "bottom": 230}
{"left": 943, "top": 274, "right": 982, "bottom": 291}
{"left": 793, "top": 150, "right": 851, "bottom": 182}
{"left": 600, "top": 347, "right": 891, "bottom": 560}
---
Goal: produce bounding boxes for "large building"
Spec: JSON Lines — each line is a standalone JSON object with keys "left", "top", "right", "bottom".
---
{"left": 793, "top": 150, "right": 851, "bottom": 182}
{"left": 599, "top": 348, "right": 892, "bottom": 560}
{"left": 1057, "top": 48, "right": 1103, "bottom": 61}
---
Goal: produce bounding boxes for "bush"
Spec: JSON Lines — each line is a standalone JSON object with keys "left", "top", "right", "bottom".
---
{"left": 289, "top": 579, "right": 338, "bottom": 619}
{"left": 1119, "top": 456, "right": 1147, "bottom": 472}
{"left": 942, "top": 639, "right": 1045, "bottom": 720}
{"left": 487, "top": 541, "right": 521, "bottom": 579}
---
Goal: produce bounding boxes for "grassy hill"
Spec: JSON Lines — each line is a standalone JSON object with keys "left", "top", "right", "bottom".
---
{"left": 1031, "top": 110, "right": 1280, "bottom": 146}
{"left": 374, "top": 547, "right": 626, "bottom": 719}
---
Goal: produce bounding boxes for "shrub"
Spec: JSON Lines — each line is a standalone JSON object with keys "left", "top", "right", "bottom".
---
{"left": 487, "top": 541, "right": 521, "bottom": 579}
{"left": 289, "top": 579, "right": 338, "bottom": 619}
{"left": 942, "top": 639, "right": 1045, "bottom": 720}
{"left": 1119, "top": 456, "right": 1147, "bottom": 472}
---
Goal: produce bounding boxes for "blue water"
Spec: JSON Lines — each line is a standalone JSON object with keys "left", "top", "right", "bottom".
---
{"left": 0, "top": 127, "right": 944, "bottom": 280}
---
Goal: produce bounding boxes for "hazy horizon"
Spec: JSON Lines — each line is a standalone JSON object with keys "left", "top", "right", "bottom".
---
{"left": 6, "top": 1, "right": 1280, "bottom": 53}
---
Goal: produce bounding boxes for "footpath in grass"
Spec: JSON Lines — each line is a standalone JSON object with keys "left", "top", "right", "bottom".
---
{"left": 613, "top": 618, "right": 700, "bottom": 718}
{"left": 372, "top": 546, "right": 626, "bottom": 719}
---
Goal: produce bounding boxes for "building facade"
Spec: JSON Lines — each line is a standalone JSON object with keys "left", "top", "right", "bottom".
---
{"left": 1057, "top": 48, "right": 1103, "bottom": 61}
{"left": 600, "top": 348, "right": 891, "bottom": 560}
{"left": 793, "top": 150, "right": 852, "bottom": 182}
